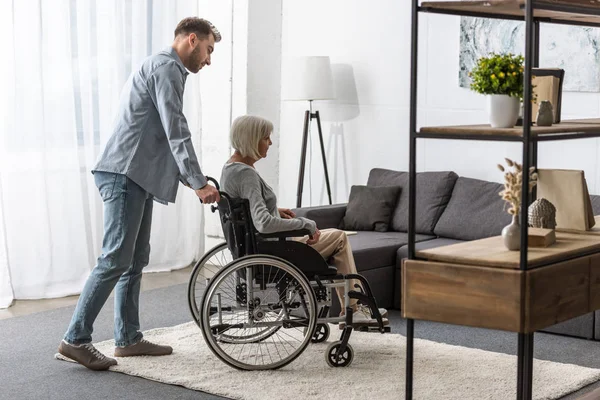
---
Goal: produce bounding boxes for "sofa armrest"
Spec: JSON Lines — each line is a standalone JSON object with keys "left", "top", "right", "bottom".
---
{"left": 292, "top": 203, "right": 347, "bottom": 229}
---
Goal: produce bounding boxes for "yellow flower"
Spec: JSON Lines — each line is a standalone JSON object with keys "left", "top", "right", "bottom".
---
{"left": 498, "top": 72, "right": 505, "bottom": 78}
{"left": 512, "top": 72, "right": 517, "bottom": 76}
{"left": 510, "top": 64, "right": 515, "bottom": 70}
{"left": 491, "top": 74, "right": 496, "bottom": 79}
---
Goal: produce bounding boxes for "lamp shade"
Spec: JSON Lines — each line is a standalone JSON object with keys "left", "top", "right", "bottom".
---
{"left": 283, "top": 56, "right": 335, "bottom": 101}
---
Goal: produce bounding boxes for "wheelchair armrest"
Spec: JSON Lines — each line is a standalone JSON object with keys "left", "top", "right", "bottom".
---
{"left": 257, "top": 229, "right": 311, "bottom": 240}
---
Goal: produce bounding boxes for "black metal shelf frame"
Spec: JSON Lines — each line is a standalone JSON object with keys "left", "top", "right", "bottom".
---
{"left": 404, "top": 2, "right": 600, "bottom": 400}
{"left": 416, "top": 131, "right": 600, "bottom": 142}
{"left": 419, "top": 4, "right": 600, "bottom": 29}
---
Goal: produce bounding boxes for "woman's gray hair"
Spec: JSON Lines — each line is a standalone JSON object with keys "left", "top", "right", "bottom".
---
{"left": 230, "top": 115, "right": 273, "bottom": 160}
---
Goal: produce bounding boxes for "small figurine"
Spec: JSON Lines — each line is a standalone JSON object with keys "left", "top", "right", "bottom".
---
{"left": 536, "top": 100, "right": 554, "bottom": 127}
{"left": 528, "top": 198, "right": 556, "bottom": 229}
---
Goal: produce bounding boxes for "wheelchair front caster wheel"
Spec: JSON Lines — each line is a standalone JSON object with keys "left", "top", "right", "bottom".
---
{"left": 310, "top": 323, "right": 330, "bottom": 343}
{"left": 325, "top": 341, "right": 353, "bottom": 367}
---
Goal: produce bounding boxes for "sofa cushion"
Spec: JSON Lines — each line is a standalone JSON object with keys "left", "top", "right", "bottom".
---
{"left": 347, "top": 231, "right": 435, "bottom": 272}
{"left": 395, "top": 237, "right": 465, "bottom": 265}
{"left": 339, "top": 185, "right": 402, "bottom": 232}
{"left": 293, "top": 204, "right": 347, "bottom": 229}
{"left": 434, "top": 177, "right": 512, "bottom": 241}
{"left": 367, "top": 169, "right": 458, "bottom": 234}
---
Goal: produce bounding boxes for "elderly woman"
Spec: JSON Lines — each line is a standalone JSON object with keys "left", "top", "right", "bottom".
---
{"left": 220, "top": 115, "right": 388, "bottom": 327}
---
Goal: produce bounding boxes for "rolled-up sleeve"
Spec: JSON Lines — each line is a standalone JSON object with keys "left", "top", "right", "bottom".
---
{"left": 147, "top": 62, "right": 207, "bottom": 189}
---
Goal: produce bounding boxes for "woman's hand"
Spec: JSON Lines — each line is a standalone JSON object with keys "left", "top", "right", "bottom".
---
{"left": 306, "top": 228, "right": 321, "bottom": 245}
{"left": 278, "top": 208, "right": 295, "bottom": 219}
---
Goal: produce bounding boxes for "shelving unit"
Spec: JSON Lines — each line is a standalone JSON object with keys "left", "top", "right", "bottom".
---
{"left": 406, "top": 1, "right": 600, "bottom": 399}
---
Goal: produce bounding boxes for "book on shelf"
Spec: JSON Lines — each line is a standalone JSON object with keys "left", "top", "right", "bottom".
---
{"left": 536, "top": 169, "right": 595, "bottom": 231}
{"left": 528, "top": 227, "right": 556, "bottom": 247}
{"left": 531, "top": 68, "right": 565, "bottom": 124}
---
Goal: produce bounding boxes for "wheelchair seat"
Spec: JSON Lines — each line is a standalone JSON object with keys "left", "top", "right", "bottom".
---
{"left": 257, "top": 241, "right": 338, "bottom": 278}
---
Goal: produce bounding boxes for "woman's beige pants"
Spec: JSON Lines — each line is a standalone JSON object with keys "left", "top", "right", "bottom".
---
{"left": 293, "top": 228, "right": 358, "bottom": 311}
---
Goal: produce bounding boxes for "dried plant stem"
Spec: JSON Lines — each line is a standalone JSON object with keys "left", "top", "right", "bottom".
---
{"left": 497, "top": 158, "right": 538, "bottom": 215}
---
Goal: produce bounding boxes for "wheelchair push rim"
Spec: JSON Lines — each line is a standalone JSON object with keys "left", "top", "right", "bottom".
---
{"left": 188, "top": 242, "right": 233, "bottom": 326}
{"left": 189, "top": 242, "right": 285, "bottom": 343}
{"left": 200, "top": 255, "right": 318, "bottom": 370}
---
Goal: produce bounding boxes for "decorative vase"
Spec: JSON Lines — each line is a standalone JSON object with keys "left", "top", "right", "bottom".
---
{"left": 536, "top": 100, "right": 554, "bottom": 126}
{"left": 488, "top": 94, "right": 520, "bottom": 128}
{"left": 502, "top": 214, "right": 521, "bottom": 251}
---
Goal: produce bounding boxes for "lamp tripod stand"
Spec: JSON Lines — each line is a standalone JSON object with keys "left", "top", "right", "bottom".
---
{"left": 296, "top": 101, "right": 333, "bottom": 208}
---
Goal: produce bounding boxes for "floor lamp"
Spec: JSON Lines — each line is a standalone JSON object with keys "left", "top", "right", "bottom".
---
{"left": 284, "top": 56, "right": 336, "bottom": 208}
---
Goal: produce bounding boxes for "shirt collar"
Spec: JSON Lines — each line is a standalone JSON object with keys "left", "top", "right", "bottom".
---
{"left": 166, "top": 47, "right": 189, "bottom": 76}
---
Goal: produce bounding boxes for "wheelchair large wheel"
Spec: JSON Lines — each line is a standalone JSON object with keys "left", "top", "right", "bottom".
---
{"left": 188, "top": 242, "right": 283, "bottom": 343}
{"left": 201, "top": 255, "right": 318, "bottom": 370}
{"left": 188, "top": 242, "right": 233, "bottom": 327}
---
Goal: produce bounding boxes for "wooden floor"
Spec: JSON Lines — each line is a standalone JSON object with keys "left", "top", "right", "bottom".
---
{"left": 0, "top": 266, "right": 192, "bottom": 320}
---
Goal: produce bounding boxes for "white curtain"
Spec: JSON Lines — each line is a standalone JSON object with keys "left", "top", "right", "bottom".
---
{"left": 0, "top": 0, "right": 230, "bottom": 309}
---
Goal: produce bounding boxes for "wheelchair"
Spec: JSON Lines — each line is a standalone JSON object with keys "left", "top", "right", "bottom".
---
{"left": 187, "top": 178, "right": 388, "bottom": 370}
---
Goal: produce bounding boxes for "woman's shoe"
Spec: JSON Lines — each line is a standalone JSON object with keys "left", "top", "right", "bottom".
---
{"left": 358, "top": 304, "right": 388, "bottom": 319}
{"left": 339, "top": 310, "right": 390, "bottom": 330}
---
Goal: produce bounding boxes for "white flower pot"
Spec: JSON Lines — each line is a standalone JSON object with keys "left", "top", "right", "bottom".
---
{"left": 488, "top": 94, "right": 520, "bottom": 128}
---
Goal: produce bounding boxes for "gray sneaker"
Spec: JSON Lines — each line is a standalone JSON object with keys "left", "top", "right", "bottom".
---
{"left": 114, "top": 339, "right": 173, "bottom": 357}
{"left": 58, "top": 340, "right": 117, "bottom": 371}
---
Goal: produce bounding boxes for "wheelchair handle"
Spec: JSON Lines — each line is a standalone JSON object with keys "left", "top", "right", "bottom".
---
{"left": 210, "top": 191, "right": 232, "bottom": 213}
{"left": 206, "top": 176, "right": 220, "bottom": 190}
{"left": 197, "top": 176, "right": 224, "bottom": 207}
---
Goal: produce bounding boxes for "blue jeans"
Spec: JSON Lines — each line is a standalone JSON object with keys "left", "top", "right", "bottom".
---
{"left": 64, "top": 172, "right": 154, "bottom": 347}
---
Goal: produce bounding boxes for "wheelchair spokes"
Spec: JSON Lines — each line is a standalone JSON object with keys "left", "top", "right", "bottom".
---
{"left": 188, "top": 242, "right": 233, "bottom": 327}
{"left": 200, "top": 256, "right": 317, "bottom": 370}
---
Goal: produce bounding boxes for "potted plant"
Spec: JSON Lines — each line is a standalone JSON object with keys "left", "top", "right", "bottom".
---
{"left": 469, "top": 53, "right": 525, "bottom": 128}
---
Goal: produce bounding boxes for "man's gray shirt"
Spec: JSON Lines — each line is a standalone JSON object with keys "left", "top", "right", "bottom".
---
{"left": 94, "top": 47, "right": 207, "bottom": 203}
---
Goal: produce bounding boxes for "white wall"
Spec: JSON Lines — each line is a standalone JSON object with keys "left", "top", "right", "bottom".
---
{"left": 246, "top": 0, "right": 283, "bottom": 191}
{"left": 202, "top": 0, "right": 283, "bottom": 248}
{"left": 277, "top": 1, "right": 600, "bottom": 208}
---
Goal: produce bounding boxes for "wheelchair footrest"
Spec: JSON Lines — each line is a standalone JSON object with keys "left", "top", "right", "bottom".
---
{"left": 354, "top": 325, "right": 391, "bottom": 333}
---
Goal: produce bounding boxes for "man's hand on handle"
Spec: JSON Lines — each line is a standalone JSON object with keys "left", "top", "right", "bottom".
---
{"left": 195, "top": 184, "right": 220, "bottom": 203}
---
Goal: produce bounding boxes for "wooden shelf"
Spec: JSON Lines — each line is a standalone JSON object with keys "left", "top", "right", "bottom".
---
{"left": 418, "top": 118, "right": 600, "bottom": 138}
{"left": 421, "top": 1, "right": 600, "bottom": 26}
{"left": 403, "top": 254, "right": 596, "bottom": 333}
{"left": 415, "top": 231, "right": 600, "bottom": 269}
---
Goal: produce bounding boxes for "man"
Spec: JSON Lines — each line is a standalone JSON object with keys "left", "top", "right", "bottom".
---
{"left": 58, "top": 17, "right": 221, "bottom": 371}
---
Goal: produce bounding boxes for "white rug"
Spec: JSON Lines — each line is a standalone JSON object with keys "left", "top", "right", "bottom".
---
{"left": 56, "top": 322, "right": 600, "bottom": 400}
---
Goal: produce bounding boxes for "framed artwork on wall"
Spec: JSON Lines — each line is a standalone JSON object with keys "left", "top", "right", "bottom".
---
{"left": 459, "top": 17, "right": 600, "bottom": 93}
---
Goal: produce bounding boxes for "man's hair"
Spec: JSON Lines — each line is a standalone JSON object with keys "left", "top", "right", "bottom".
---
{"left": 230, "top": 115, "right": 273, "bottom": 160}
{"left": 174, "top": 17, "right": 221, "bottom": 42}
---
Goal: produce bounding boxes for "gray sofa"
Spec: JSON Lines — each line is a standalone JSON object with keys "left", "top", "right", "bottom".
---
{"left": 294, "top": 167, "right": 600, "bottom": 340}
